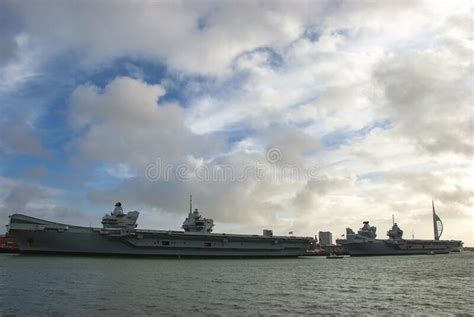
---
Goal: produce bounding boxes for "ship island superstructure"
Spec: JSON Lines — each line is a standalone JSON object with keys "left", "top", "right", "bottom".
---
{"left": 336, "top": 202, "right": 463, "bottom": 256}
{"left": 7, "top": 199, "right": 314, "bottom": 258}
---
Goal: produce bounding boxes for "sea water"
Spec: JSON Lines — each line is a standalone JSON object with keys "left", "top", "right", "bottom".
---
{"left": 0, "top": 252, "right": 472, "bottom": 316}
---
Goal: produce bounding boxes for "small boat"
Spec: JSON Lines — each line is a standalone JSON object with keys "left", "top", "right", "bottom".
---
{"left": 326, "top": 252, "right": 344, "bottom": 259}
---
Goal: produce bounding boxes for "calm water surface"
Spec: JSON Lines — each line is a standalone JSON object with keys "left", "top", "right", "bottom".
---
{"left": 0, "top": 253, "right": 472, "bottom": 316}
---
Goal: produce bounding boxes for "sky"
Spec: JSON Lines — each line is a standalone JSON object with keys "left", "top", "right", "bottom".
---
{"left": 0, "top": 0, "right": 472, "bottom": 245}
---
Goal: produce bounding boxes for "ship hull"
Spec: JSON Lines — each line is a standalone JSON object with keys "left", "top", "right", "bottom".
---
{"left": 338, "top": 239, "right": 463, "bottom": 257}
{"left": 8, "top": 214, "right": 312, "bottom": 258}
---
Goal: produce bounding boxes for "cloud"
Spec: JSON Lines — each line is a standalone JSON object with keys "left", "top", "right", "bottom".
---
{"left": 2, "top": 183, "right": 45, "bottom": 212}
{"left": 0, "top": 33, "right": 42, "bottom": 93}
{"left": 0, "top": 177, "right": 90, "bottom": 230}
{"left": 0, "top": 1, "right": 472, "bottom": 244}
{"left": 69, "top": 76, "right": 221, "bottom": 168}
{"left": 0, "top": 1, "right": 324, "bottom": 76}
{"left": 381, "top": 171, "right": 473, "bottom": 211}
{"left": 87, "top": 150, "right": 297, "bottom": 226}
{"left": 0, "top": 121, "right": 49, "bottom": 158}
{"left": 373, "top": 49, "right": 472, "bottom": 156}
{"left": 64, "top": 2, "right": 471, "bottom": 242}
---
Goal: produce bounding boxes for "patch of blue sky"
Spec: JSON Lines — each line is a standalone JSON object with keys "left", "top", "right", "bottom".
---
{"left": 42, "top": 52, "right": 197, "bottom": 107}
{"left": 210, "top": 124, "right": 256, "bottom": 147}
{"left": 75, "top": 57, "right": 166, "bottom": 89}
{"left": 303, "top": 25, "right": 321, "bottom": 42}
{"left": 322, "top": 118, "right": 392, "bottom": 149}
{"left": 180, "top": 72, "right": 252, "bottom": 115}
{"left": 38, "top": 160, "right": 135, "bottom": 197}
{"left": 31, "top": 53, "right": 198, "bottom": 142}
{"left": 93, "top": 58, "right": 194, "bottom": 106}
{"left": 196, "top": 16, "right": 209, "bottom": 31}
{"left": 0, "top": 156, "right": 41, "bottom": 179}
{"left": 0, "top": 65, "right": 76, "bottom": 188}
{"left": 259, "top": 47, "right": 284, "bottom": 69}
{"left": 173, "top": 73, "right": 229, "bottom": 105}
{"left": 0, "top": 153, "right": 77, "bottom": 189}
{"left": 232, "top": 46, "right": 284, "bottom": 70}
{"left": 179, "top": 48, "right": 286, "bottom": 108}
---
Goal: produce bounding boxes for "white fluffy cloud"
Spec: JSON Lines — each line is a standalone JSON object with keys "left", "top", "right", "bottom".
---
{"left": 69, "top": 77, "right": 220, "bottom": 168}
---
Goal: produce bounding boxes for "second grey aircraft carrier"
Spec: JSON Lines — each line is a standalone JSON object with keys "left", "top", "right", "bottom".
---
{"left": 336, "top": 202, "right": 463, "bottom": 256}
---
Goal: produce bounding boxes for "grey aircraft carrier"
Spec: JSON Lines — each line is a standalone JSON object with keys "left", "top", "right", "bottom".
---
{"left": 7, "top": 199, "right": 314, "bottom": 258}
{"left": 336, "top": 202, "right": 463, "bottom": 256}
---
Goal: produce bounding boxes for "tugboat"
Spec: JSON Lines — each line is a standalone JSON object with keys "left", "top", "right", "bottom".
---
{"left": 7, "top": 197, "right": 314, "bottom": 258}
{"left": 336, "top": 202, "right": 463, "bottom": 256}
{"left": 0, "top": 233, "right": 19, "bottom": 253}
